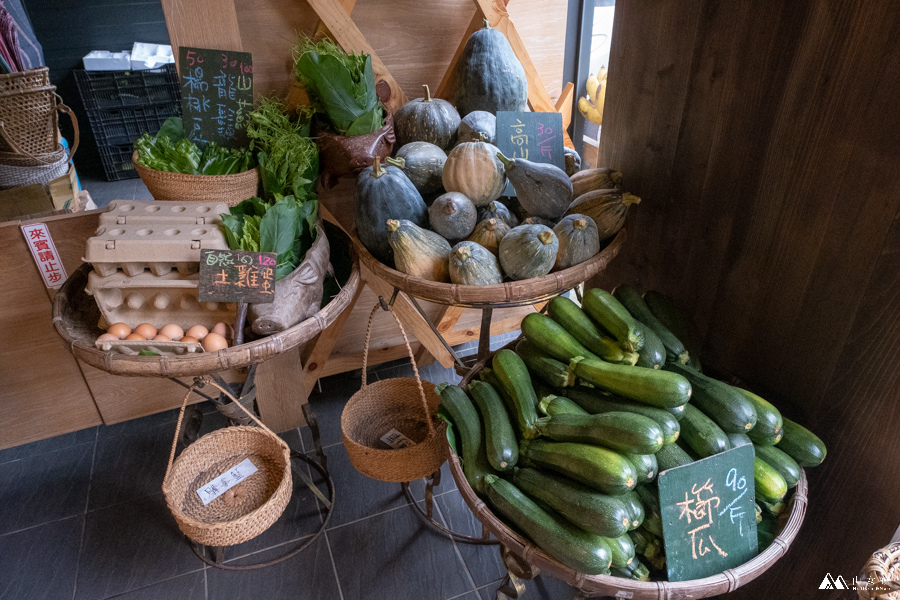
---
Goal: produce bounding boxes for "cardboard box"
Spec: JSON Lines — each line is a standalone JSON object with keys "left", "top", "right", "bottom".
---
{"left": 47, "top": 164, "right": 78, "bottom": 210}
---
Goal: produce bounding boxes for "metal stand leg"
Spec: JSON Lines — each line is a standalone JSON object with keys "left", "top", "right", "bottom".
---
{"left": 302, "top": 402, "right": 327, "bottom": 472}
{"left": 477, "top": 305, "right": 494, "bottom": 363}
{"left": 400, "top": 471, "right": 499, "bottom": 546}
{"left": 495, "top": 545, "right": 538, "bottom": 599}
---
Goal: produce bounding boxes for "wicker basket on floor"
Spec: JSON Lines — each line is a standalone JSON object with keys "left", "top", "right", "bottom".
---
{"left": 859, "top": 543, "right": 900, "bottom": 599}
{"left": 133, "top": 151, "right": 259, "bottom": 206}
{"left": 162, "top": 379, "right": 292, "bottom": 547}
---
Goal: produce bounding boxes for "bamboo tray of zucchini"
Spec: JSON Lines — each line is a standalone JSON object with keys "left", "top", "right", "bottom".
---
{"left": 436, "top": 285, "right": 824, "bottom": 599}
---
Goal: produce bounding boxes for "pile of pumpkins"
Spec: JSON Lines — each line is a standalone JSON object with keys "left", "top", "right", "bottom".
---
{"left": 354, "top": 20, "right": 641, "bottom": 286}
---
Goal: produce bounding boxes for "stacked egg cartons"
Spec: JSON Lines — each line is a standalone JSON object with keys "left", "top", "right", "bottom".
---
{"left": 85, "top": 200, "right": 237, "bottom": 355}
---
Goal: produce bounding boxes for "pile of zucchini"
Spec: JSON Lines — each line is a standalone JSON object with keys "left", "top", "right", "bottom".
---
{"left": 437, "top": 285, "right": 827, "bottom": 580}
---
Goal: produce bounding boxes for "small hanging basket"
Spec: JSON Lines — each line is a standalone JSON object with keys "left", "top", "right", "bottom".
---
{"left": 162, "top": 379, "right": 292, "bottom": 547}
{"left": 341, "top": 304, "right": 448, "bottom": 483}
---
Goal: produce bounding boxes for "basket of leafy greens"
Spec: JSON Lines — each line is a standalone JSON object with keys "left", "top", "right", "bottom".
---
{"left": 132, "top": 117, "right": 259, "bottom": 206}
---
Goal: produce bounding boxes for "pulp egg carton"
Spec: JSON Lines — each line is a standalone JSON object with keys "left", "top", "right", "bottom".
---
{"left": 94, "top": 338, "right": 204, "bottom": 356}
{"left": 86, "top": 269, "right": 236, "bottom": 332}
{"left": 99, "top": 200, "right": 229, "bottom": 226}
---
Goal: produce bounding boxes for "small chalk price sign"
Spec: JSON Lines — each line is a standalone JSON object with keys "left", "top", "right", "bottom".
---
{"left": 658, "top": 444, "right": 758, "bottom": 582}
{"left": 496, "top": 111, "right": 565, "bottom": 196}
{"left": 198, "top": 250, "right": 276, "bottom": 304}
{"left": 178, "top": 46, "right": 253, "bottom": 148}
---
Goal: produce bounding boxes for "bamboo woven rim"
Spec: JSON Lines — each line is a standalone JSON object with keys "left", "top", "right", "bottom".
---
{"left": 0, "top": 67, "right": 50, "bottom": 94}
{"left": 132, "top": 152, "right": 260, "bottom": 207}
{"left": 859, "top": 543, "right": 900, "bottom": 600}
{"left": 356, "top": 228, "right": 626, "bottom": 308}
{"left": 449, "top": 353, "right": 809, "bottom": 599}
{"left": 340, "top": 304, "right": 448, "bottom": 483}
{"left": 51, "top": 225, "right": 360, "bottom": 377}
{"left": 162, "top": 379, "right": 291, "bottom": 546}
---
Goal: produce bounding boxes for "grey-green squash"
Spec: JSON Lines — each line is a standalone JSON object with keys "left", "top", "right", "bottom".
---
{"left": 553, "top": 214, "right": 600, "bottom": 270}
{"left": 478, "top": 200, "right": 519, "bottom": 228}
{"left": 386, "top": 142, "right": 446, "bottom": 199}
{"left": 449, "top": 241, "right": 503, "bottom": 285}
{"left": 457, "top": 110, "right": 497, "bottom": 144}
{"left": 442, "top": 134, "right": 506, "bottom": 207}
{"left": 496, "top": 152, "right": 573, "bottom": 220}
{"left": 565, "top": 189, "right": 640, "bottom": 241}
{"left": 387, "top": 219, "right": 451, "bottom": 282}
{"left": 468, "top": 217, "right": 510, "bottom": 256}
{"left": 571, "top": 168, "right": 624, "bottom": 198}
{"left": 455, "top": 20, "right": 528, "bottom": 116}
{"left": 429, "top": 192, "right": 477, "bottom": 242}
{"left": 564, "top": 147, "right": 582, "bottom": 177}
{"left": 499, "top": 224, "right": 559, "bottom": 280}
{"left": 356, "top": 157, "right": 428, "bottom": 265}
{"left": 393, "top": 84, "right": 461, "bottom": 151}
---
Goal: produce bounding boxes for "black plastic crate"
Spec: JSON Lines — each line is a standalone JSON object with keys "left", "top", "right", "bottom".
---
{"left": 74, "top": 64, "right": 180, "bottom": 111}
{"left": 86, "top": 102, "right": 182, "bottom": 147}
{"left": 97, "top": 142, "right": 139, "bottom": 181}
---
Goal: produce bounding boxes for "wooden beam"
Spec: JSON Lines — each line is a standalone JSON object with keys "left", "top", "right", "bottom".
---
{"left": 314, "top": 0, "right": 357, "bottom": 38}
{"left": 300, "top": 281, "right": 364, "bottom": 390}
{"left": 413, "top": 305, "right": 465, "bottom": 366}
{"left": 435, "top": 9, "right": 483, "bottom": 101}
{"left": 254, "top": 346, "right": 308, "bottom": 432}
{"left": 160, "top": 0, "right": 243, "bottom": 76}
{"left": 556, "top": 81, "right": 575, "bottom": 131}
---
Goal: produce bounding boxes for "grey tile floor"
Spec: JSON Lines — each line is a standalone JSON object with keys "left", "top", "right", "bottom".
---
{"left": 79, "top": 173, "right": 153, "bottom": 209}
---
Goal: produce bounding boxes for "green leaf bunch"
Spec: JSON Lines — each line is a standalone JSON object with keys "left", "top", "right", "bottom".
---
{"left": 134, "top": 117, "right": 255, "bottom": 175}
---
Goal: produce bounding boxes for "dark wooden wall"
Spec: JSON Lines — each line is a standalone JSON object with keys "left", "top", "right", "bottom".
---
{"left": 595, "top": 0, "right": 900, "bottom": 593}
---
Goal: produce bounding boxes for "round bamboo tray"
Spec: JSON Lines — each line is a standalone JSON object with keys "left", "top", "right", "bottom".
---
{"left": 52, "top": 229, "right": 360, "bottom": 378}
{"left": 449, "top": 355, "right": 809, "bottom": 599}
{"left": 356, "top": 229, "right": 626, "bottom": 308}
{"left": 132, "top": 152, "right": 260, "bottom": 207}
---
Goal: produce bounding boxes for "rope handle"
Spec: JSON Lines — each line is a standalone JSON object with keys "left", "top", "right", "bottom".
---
{"left": 360, "top": 302, "right": 436, "bottom": 435}
{"left": 163, "top": 378, "right": 289, "bottom": 486}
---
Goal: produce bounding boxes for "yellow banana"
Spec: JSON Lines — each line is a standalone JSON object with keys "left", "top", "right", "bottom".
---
{"left": 585, "top": 73, "right": 599, "bottom": 104}
{"left": 594, "top": 77, "right": 607, "bottom": 124}
{"left": 593, "top": 66, "right": 608, "bottom": 106}
{"left": 578, "top": 95, "right": 603, "bottom": 125}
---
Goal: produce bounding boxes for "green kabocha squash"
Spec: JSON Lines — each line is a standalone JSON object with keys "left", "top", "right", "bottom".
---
{"left": 455, "top": 20, "right": 528, "bottom": 116}
{"left": 356, "top": 157, "right": 428, "bottom": 265}
{"left": 478, "top": 200, "right": 519, "bottom": 228}
{"left": 387, "top": 219, "right": 451, "bottom": 282}
{"left": 386, "top": 142, "right": 446, "bottom": 199}
{"left": 553, "top": 214, "right": 600, "bottom": 270}
{"left": 457, "top": 110, "right": 497, "bottom": 144}
{"left": 565, "top": 189, "right": 640, "bottom": 241}
{"left": 468, "top": 217, "right": 510, "bottom": 256}
{"left": 442, "top": 133, "right": 506, "bottom": 207}
{"left": 393, "top": 84, "right": 461, "bottom": 150}
{"left": 499, "top": 224, "right": 558, "bottom": 280}
{"left": 429, "top": 192, "right": 477, "bottom": 242}
{"left": 564, "top": 147, "right": 582, "bottom": 177}
{"left": 449, "top": 241, "right": 503, "bottom": 285}
{"left": 497, "top": 152, "right": 573, "bottom": 220}
{"left": 571, "top": 168, "right": 624, "bottom": 198}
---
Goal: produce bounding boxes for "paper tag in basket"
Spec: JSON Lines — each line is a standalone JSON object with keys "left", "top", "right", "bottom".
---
{"left": 195, "top": 458, "right": 258, "bottom": 505}
{"left": 380, "top": 428, "right": 415, "bottom": 449}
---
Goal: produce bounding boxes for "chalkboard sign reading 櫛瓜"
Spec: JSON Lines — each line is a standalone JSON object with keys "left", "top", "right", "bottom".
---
{"left": 496, "top": 111, "right": 565, "bottom": 196}
{"left": 657, "top": 444, "right": 758, "bottom": 582}
{"left": 179, "top": 47, "right": 253, "bottom": 148}
{"left": 199, "top": 250, "right": 276, "bottom": 304}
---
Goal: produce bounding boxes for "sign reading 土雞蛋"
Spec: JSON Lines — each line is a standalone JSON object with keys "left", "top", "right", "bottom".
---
{"left": 657, "top": 444, "right": 759, "bottom": 582}
{"left": 198, "top": 249, "right": 276, "bottom": 304}
{"left": 496, "top": 111, "right": 565, "bottom": 196}
{"left": 178, "top": 47, "right": 253, "bottom": 148}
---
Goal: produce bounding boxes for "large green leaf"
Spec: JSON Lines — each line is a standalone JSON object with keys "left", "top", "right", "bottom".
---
{"left": 296, "top": 52, "right": 378, "bottom": 135}
{"left": 345, "top": 104, "right": 384, "bottom": 137}
{"left": 260, "top": 197, "right": 300, "bottom": 280}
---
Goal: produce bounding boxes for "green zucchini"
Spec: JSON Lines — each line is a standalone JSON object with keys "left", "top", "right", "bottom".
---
{"left": 624, "top": 453, "right": 657, "bottom": 484}
{"left": 655, "top": 442, "right": 694, "bottom": 471}
{"left": 664, "top": 362, "right": 757, "bottom": 433}
{"left": 535, "top": 412, "right": 664, "bottom": 455}
{"left": 484, "top": 475, "right": 612, "bottom": 575}
{"left": 676, "top": 438, "right": 702, "bottom": 462}
{"left": 511, "top": 467, "right": 630, "bottom": 538}
{"left": 468, "top": 380, "right": 518, "bottom": 471}
{"left": 611, "top": 559, "right": 650, "bottom": 581}
{"left": 754, "top": 457, "right": 788, "bottom": 503}
{"left": 582, "top": 288, "right": 644, "bottom": 352}
{"left": 519, "top": 439, "right": 637, "bottom": 495}
{"left": 492, "top": 349, "right": 540, "bottom": 439}
{"left": 727, "top": 432, "right": 753, "bottom": 448}
{"left": 755, "top": 502, "right": 763, "bottom": 523}
{"left": 668, "top": 404, "right": 686, "bottom": 420}
{"left": 563, "top": 388, "right": 680, "bottom": 445}
{"left": 628, "top": 527, "right": 661, "bottom": 560}
{"left": 758, "top": 498, "right": 786, "bottom": 516}
{"left": 680, "top": 404, "right": 731, "bottom": 458}
{"left": 436, "top": 383, "right": 493, "bottom": 494}
{"left": 643, "top": 290, "right": 702, "bottom": 367}
{"left": 737, "top": 388, "right": 783, "bottom": 445}
{"left": 618, "top": 490, "right": 645, "bottom": 530}
{"left": 614, "top": 284, "right": 689, "bottom": 364}
{"left": 547, "top": 296, "right": 639, "bottom": 365}
{"left": 754, "top": 444, "right": 801, "bottom": 488}
{"left": 516, "top": 339, "right": 577, "bottom": 388}
{"left": 634, "top": 485, "right": 663, "bottom": 537}
{"left": 634, "top": 321, "right": 665, "bottom": 369}
{"left": 571, "top": 357, "right": 692, "bottom": 409}
{"left": 538, "top": 394, "right": 589, "bottom": 417}
{"left": 777, "top": 417, "right": 826, "bottom": 467}
{"left": 601, "top": 534, "right": 636, "bottom": 568}
{"left": 521, "top": 312, "right": 600, "bottom": 365}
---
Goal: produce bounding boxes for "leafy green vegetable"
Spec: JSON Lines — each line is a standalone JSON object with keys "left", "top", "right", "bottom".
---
{"left": 134, "top": 117, "right": 255, "bottom": 175}
{"left": 247, "top": 98, "right": 319, "bottom": 201}
{"left": 138, "top": 350, "right": 161, "bottom": 356}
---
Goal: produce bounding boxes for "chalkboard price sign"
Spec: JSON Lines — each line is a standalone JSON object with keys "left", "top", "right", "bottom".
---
{"left": 496, "top": 111, "right": 565, "bottom": 196}
{"left": 178, "top": 47, "right": 254, "bottom": 148}
{"left": 658, "top": 444, "right": 759, "bottom": 582}
{"left": 198, "top": 250, "right": 276, "bottom": 304}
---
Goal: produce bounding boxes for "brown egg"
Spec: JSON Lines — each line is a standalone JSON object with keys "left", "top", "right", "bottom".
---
{"left": 211, "top": 322, "right": 229, "bottom": 339}
{"left": 201, "top": 332, "right": 229, "bottom": 352}
{"left": 152, "top": 334, "right": 171, "bottom": 342}
{"left": 107, "top": 322, "right": 132, "bottom": 339}
{"left": 180, "top": 336, "right": 200, "bottom": 344}
{"left": 133, "top": 323, "right": 157, "bottom": 339}
{"left": 124, "top": 333, "right": 146, "bottom": 341}
{"left": 185, "top": 325, "right": 209, "bottom": 340}
{"left": 158, "top": 323, "right": 184, "bottom": 340}
{"left": 97, "top": 333, "right": 119, "bottom": 342}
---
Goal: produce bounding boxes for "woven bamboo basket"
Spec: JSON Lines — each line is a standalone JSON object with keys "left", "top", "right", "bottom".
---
{"left": 51, "top": 226, "right": 360, "bottom": 377}
{"left": 0, "top": 84, "right": 60, "bottom": 156}
{"left": 356, "top": 229, "right": 625, "bottom": 308}
{"left": 858, "top": 542, "right": 900, "bottom": 599}
{"left": 341, "top": 304, "right": 448, "bottom": 483}
{"left": 132, "top": 152, "right": 260, "bottom": 206}
{"left": 163, "top": 379, "right": 291, "bottom": 546}
{"left": 0, "top": 67, "right": 50, "bottom": 94}
{"left": 448, "top": 351, "right": 809, "bottom": 600}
